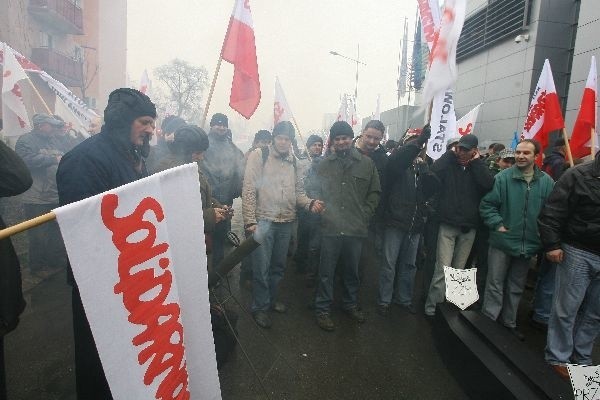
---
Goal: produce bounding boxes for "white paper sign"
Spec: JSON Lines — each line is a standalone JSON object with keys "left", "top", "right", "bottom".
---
{"left": 54, "top": 164, "right": 221, "bottom": 400}
{"left": 567, "top": 364, "right": 600, "bottom": 400}
{"left": 444, "top": 266, "right": 479, "bottom": 310}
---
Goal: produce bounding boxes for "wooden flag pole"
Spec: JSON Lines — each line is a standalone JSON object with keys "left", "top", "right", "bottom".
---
{"left": 592, "top": 126, "right": 597, "bottom": 159}
{"left": 26, "top": 77, "right": 52, "bottom": 114}
{"left": 0, "top": 211, "right": 56, "bottom": 240}
{"left": 200, "top": 57, "right": 223, "bottom": 129}
{"left": 291, "top": 116, "right": 311, "bottom": 162}
{"left": 561, "top": 128, "right": 575, "bottom": 168}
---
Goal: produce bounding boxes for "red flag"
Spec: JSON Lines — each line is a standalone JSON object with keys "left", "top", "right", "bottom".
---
{"left": 221, "top": 0, "right": 261, "bottom": 119}
{"left": 522, "top": 59, "right": 564, "bottom": 162}
{"left": 570, "top": 56, "right": 597, "bottom": 158}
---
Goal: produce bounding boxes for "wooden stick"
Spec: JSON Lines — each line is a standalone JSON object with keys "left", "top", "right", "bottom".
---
{"left": 0, "top": 211, "right": 56, "bottom": 240}
{"left": 591, "top": 126, "right": 597, "bottom": 159}
{"left": 291, "top": 116, "right": 311, "bottom": 162}
{"left": 26, "top": 77, "right": 52, "bottom": 114}
{"left": 562, "top": 128, "right": 575, "bottom": 168}
{"left": 200, "top": 57, "right": 223, "bottom": 129}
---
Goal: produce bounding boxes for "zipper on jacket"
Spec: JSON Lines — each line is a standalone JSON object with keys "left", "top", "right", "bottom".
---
{"left": 521, "top": 182, "right": 531, "bottom": 255}
{"left": 407, "top": 168, "right": 418, "bottom": 233}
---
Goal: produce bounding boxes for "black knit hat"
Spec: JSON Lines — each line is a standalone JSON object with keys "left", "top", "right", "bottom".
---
{"left": 210, "top": 113, "right": 228, "bottom": 127}
{"left": 170, "top": 125, "right": 209, "bottom": 155}
{"left": 104, "top": 88, "right": 156, "bottom": 130}
{"left": 306, "top": 134, "right": 323, "bottom": 148}
{"left": 329, "top": 121, "right": 354, "bottom": 141}
{"left": 161, "top": 116, "right": 186, "bottom": 133}
{"left": 254, "top": 129, "right": 272, "bottom": 143}
{"left": 273, "top": 121, "right": 295, "bottom": 140}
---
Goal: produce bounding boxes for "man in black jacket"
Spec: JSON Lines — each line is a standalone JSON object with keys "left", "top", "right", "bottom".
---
{"left": 538, "top": 151, "right": 600, "bottom": 379}
{"left": 424, "top": 134, "right": 494, "bottom": 316}
{"left": 0, "top": 140, "right": 32, "bottom": 399}
{"left": 57, "top": 88, "right": 156, "bottom": 400}
{"left": 377, "top": 126, "right": 434, "bottom": 316}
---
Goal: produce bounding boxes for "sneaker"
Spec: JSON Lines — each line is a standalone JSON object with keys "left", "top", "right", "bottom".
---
{"left": 316, "top": 313, "right": 335, "bottom": 331}
{"left": 505, "top": 326, "right": 525, "bottom": 341}
{"left": 253, "top": 311, "right": 272, "bottom": 329}
{"left": 271, "top": 301, "right": 287, "bottom": 313}
{"left": 343, "top": 307, "right": 366, "bottom": 323}
{"left": 377, "top": 304, "right": 390, "bottom": 316}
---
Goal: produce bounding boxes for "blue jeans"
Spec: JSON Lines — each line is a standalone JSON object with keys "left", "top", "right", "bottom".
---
{"left": 251, "top": 220, "right": 293, "bottom": 312}
{"left": 315, "top": 236, "right": 363, "bottom": 314}
{"left": 378, "top": 227, "right": 420, "bottom": 306}
{"left": 545, "top": 244, "right": 600, "bottom": 365}
{"left": 532, "top": 257, "right": 557, "bottom": 324}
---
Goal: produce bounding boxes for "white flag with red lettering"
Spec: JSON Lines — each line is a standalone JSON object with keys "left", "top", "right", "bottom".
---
{"left": 417, "top": 0, "right": 442, "bottom": 51}
{"left": 139, "top": 69, "right": 151, "bottom": 95}
{"left": 54, "top": 164, "right": 221, "bottom": 400}
{"left": 221, "top": 0, "right": 261, "bottom": 119}
{"left": 522, "top": 59, "right": 565, "bottom": 153}
{"left": 456, "top": 103, "right": 483, "bottom": 137}
{"left": 274, "top": 77, "right": 293, "bottom": 126}
{"left": 1, "top": 43, "right": 30, "bottom": 136}
{"left": 421, "top": 0, "right": 467, "bottom": 107}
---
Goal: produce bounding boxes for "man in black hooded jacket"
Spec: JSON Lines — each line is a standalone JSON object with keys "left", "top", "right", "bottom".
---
{"left": 57, "top": 88, "right": 156, "bottom": 400}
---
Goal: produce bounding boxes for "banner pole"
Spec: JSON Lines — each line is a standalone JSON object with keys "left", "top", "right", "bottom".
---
{"left": 200, "top": 57, "right": 223, "bottom": 129}
{"left": 26, "top": 77, "right": 53, "bottom": 114}
{"left": 291, "top": 116, "right": 311, "bottom": 162}
{"left": 591, "top": 126, "right": 597, "bottom": 159}
{"left": 0, "top": 212, "right": 56, "bottom": 240}
{"left": 562, "top": 128, "right": 575, "bottom": 168}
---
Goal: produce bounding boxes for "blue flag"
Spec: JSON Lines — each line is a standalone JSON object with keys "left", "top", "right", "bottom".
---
{"left": 510, "top": 131, "right": 519, "bottom": 149}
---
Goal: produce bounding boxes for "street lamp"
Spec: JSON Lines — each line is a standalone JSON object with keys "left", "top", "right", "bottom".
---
{"left": 329, "top": 44, "right": 367, "bottom": 101}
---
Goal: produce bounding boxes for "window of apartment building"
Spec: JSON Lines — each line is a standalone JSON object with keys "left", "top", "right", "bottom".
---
{"left": 40, "top": 32, "right": 54, "bottom": 49}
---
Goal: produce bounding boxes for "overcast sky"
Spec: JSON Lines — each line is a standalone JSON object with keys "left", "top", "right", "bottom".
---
{"left": 127, "top": 1, "right": 422, "bottom": 141}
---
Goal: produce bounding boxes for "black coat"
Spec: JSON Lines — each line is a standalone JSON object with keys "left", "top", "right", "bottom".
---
{"left": 0, "top": 141, "right": 32, "bottom": 336}
{"left": 383, "top": 143, "right": 437, "bottom": 233}
{"left": 538, "top": 153, "right": 600, "bottom": 256}
{"left": 430, "top": 150, "right": 494, "bottom": 230}
{"left": 357, "top": 145, "right": 388, "bottom": 220}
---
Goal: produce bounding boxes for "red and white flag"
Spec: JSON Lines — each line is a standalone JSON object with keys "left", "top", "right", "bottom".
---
{"left": 421, "top": 0, "right": 467, "bottom": 107}
{"left": 1, "top": 43, "right": 30, "bottom": 136}
{"left": 522, "top": 59, "right": 565, "bottom": 154}
{"left": 337, "top": 94, "right": 359, "bottom": 131}
{"left": 54, "top": 164, "right": 221, "bottom": 400}
{"left": 139, "top": 69, "right": 151, "bottom": 95}
{"left": 457, "top": 103, "right": 483, "bottom": 136}
{"left": 570, "top": 56, "right": 597, "bottom": 158}
{"left": 221, "top": 0, "right": 261, "bottom": 119}
{"left": 273, "top": 77, "right": 293, "bottom": 126}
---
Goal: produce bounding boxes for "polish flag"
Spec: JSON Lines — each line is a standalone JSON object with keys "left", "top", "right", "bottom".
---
{"left": 139, "top": 69, "right": 151, "bottom": 95}
{"left": 457, "top": 103, "right": 483, "bottom": 136}
{"left": 273, "top": 77, "right": 293, "bottom": 126}
{"left": 221, "top": 0, "right": 261, "bottom": 119}
{"left": 337, "top": 94, "right": 359, "bottom": 131}
{"left": 570, "top": 56, "right": 597, "bottom": 158}
{"left": 1, "top": 43, "right": 30, "bottom": 136}
{"left": 421, "top": 0, "right": 467, "bottom": 107}
{"left": 522, "top": 59, "right": 565, "bottom": 156}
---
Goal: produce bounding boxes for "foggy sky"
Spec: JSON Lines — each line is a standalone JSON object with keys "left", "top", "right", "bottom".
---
{"left": 127, "top": 0, "right": 420, "bottom": 142}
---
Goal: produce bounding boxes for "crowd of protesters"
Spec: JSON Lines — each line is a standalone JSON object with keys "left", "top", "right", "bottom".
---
{"left": 1, "top": 88, "right": 599, "bottom": 398}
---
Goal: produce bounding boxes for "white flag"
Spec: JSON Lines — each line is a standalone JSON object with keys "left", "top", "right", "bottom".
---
{"left": 54, "top": 164, "right": 221, "bottom": 400}
{"left": 427, "top": 90, "right": 456, "bottom": 160}
{"left": 1, "top": 43, "right": 30, "bottom": 136}
{"left": 337, "top": 94, "right": 359, "bottom": 131}
{"left": 417, "top": 0, "right": 442, "bottom": 50}
{"left": 274, "top": 76, "right": 293, "bottom": 126}
{"left": 444, "top": 266, "right": 479, "bottom": 310}
{"left": 139, "top": 69, "right": 151, "bottom": 95}
{"left": 421, "top": 0, "right": 467, "bottom": 108}
{"left": 456, "top": 103, "right": 483, "bottom": 137}
{"left": 54, "top": 95, "right": 89, "bottom": 138}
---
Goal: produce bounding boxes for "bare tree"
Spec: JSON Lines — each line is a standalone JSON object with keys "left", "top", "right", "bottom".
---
{"left": 154, "top": 59, "right": 209, "bottom": 123}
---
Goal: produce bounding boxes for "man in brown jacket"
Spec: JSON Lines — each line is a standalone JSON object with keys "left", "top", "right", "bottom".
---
{"left": 243, "top": 121, "right": 323, "bottom": 328}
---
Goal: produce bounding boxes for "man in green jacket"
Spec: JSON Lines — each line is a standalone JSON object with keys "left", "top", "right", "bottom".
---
{"left": 313, "top": 121, "right": 381, "bottom": 331}
{"left": 479, "top": 139, "right": 554, "bottom": 340}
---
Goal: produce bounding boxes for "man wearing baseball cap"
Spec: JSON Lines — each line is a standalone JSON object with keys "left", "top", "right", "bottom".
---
{"left": 424, "top": 134, "right": 494, "bottom": 316}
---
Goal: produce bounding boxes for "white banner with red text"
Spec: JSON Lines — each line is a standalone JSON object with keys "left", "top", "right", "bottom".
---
{"left": 54, "top": 164, "right": 221, "bottom": 400}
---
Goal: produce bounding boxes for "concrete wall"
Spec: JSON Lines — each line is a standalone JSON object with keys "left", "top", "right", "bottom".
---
{"left": 97, "top": 0, "right": 127, "bottom": 113}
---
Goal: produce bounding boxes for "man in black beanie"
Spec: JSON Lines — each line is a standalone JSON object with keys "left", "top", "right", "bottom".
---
{"left": 313, "top": 121, "right": 381, "bottom": 331}
{"left": 57, "top": 87, "right": 156, "bottom": 400}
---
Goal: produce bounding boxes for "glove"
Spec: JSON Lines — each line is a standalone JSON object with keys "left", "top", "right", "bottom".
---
{"left": 417, "top": 124, "right": 431, "bottom": 146}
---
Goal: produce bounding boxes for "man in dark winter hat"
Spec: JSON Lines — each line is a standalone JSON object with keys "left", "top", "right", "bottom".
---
{"left": 146, "top": 115, "right": 186, "bottom": 171}
{"left": 56, "top": 87, "right": 156, "bottom": 400}
{"left": 313, "top": 121, "right": 381, "bottom": 331}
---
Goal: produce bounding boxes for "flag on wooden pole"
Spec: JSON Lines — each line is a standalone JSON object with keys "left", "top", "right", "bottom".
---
{"left": 570, "top": 56, "right": 597, "bottom": 158}
{"left": 221, "top": 0, "right": 261, "bottom": 119}
{"left": 273, "top": 77, "right": 293, "bottom": 126}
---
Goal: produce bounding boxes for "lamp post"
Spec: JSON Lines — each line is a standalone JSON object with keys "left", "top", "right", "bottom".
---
{"left": 330, "top": 44, "right": 367, "bottom": 102}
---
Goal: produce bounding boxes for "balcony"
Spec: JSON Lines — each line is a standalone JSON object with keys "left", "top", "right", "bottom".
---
{"left": 29, "top": 0, "right": 84, "bottom": 35}
{"left": 31, "top": 47, "right": 83, "bottom": 88}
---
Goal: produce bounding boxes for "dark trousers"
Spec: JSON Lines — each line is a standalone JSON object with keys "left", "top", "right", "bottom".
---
{"left": 72, "top": 286, "right": 112, "bottom": 400}
{"left": 23, "top": 203, "right": 67, "bottom": 273}
{"left": 294, "top": 213, "right": 321, "bottom": 279}
{"left": 212, "top": 218, "right": 231, "bottom": 270}
{"left": 421, "top": 219, "right": 440, "bottom": 298}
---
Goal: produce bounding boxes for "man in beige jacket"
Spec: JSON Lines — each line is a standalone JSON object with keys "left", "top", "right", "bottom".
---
{"left": 243, "top": 121, "right": 324, "bottom": 328}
